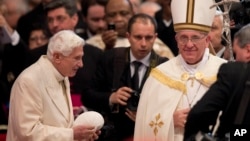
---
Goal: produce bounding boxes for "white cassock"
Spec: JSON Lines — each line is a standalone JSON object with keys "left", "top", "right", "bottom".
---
{"left": 7, "top": 56, "right": 74, "bottom": 141}
{"left": 134, "top": 48, "right": 227, "bottom": 141}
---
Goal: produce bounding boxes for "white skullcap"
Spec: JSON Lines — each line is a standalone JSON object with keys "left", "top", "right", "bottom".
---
{"left": 171, "top": 0, "right": 216, "bottom": 33}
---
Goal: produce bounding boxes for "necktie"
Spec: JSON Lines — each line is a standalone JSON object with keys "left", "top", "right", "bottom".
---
{"left": 131, "top": 61, "right": 142, "bottom": 91}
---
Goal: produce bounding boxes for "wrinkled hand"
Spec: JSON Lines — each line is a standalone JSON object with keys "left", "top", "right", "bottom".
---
{"left": 110, "top": 87, "right": 133, "bottom": 106}
{"left": 101, "top": 30, "right": 118, "bottom": 50}
{"left": 88, "top": 130, "right": 101, "bottom": 141}
{"left": 125, "top": 108, "right": 136, "bottom": 122}
{"left": 73, "top": 125, "right": 100, "bottom": 141}
{"left": 173, "top": 108, "right": 190, "bottom": 128}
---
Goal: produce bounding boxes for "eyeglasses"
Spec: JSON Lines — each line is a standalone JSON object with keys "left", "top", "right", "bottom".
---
{"left": 177, "top": 35, "right": 207, "bottom": 45}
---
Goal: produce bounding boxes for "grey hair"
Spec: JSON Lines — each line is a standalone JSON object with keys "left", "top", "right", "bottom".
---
{"left": 47, "top": 30, "right": 85, "bottom": 59}
{"left": 215, "top": 10, "right": 223, "bottom": 23}
{"left": 234, "top": 24, "right": 250, "bottom": 49}
{"left": 215, "top": 10, "right": 224, "bottom": 34}
{"left": 44, "top": 0, "right": 77, "bottom": 17}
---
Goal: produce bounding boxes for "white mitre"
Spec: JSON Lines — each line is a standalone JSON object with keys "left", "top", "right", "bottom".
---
{"left": 171, "top": 0, "right": 216, "bottom": 33}
{"left": 74, "top": 111, "right": 104, "bottom": 131}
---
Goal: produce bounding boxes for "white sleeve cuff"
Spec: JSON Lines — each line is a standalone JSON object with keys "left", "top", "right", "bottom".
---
{"left": 11, "top": 30, "right": 20, "bottom": 46}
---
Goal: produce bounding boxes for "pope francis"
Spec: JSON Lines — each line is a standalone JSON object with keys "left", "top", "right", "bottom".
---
{"left": 134, "top": 0, "right": 227, "bottom": 141}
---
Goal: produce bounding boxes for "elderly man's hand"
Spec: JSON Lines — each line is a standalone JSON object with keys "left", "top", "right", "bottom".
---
{"left": 173, "top": 108, "right": 190, "bottom": 128}
{"left": 73, "top": 125, "right": 95, "bottom": 140}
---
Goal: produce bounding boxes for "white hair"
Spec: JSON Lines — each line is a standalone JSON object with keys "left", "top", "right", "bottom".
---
{"left": 47, "top": 30, "right": 85, "bottom": 60}
{"left": 215, "top": 10, "right": 223, "bottom": 23}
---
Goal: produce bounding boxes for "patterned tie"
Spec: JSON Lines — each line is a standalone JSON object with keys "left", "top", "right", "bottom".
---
{"left": 131, "top": 61, "right": 142, "bottom": 91}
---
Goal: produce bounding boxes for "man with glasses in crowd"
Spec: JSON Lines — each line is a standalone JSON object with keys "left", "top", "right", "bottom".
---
{"left": 134, "top": 0, "right": 227, "bottom": 141}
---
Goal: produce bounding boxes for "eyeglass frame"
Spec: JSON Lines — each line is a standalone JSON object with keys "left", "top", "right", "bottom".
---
{"left": 176, "top": 34, "right": 207, "bottom": 45}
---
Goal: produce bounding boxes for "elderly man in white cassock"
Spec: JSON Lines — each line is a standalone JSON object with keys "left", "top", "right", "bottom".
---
{"left": 134, "top": 0, "right": 227, "bottom": 141}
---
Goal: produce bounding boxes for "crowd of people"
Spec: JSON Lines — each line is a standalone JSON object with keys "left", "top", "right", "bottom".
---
{"left": 0, "top": 0, "right": 250, "bottom": 141}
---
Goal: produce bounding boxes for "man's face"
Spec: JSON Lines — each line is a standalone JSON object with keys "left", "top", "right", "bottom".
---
{"left": 47, "top": 7, "right": 78, "bottom": 35}
{"left": 55, "top": 46, "right": 84, "bottom": 77}
{"left": 105, "top": 0, "right": 133, "bottom": 37}
{"left": 233, "top": 38, "right": 250, "bottom": 62}
{"left": 176, "top": 30, "right": 209, "bottom": 64}
{"left": 127, "top": 21, "right": 156, "bottom": 60}
{"left": 209, "top": 16, "right": 223, "bottom": 51}
{"left": 85, "top": 4, "right": 106, "bottom": 35}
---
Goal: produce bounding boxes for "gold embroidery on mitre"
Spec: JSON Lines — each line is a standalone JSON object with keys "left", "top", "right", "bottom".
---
{"left": 149, "top": 113, "right": 164, "bottom": 137}
{"left": 186, "top": 0, "right": 194, "bottom": 23}
{"left": 151, "top": 69, "right": 187, "bottom": 94}
{"left": 174, "top": 23, "right": 212, "bottom": 33}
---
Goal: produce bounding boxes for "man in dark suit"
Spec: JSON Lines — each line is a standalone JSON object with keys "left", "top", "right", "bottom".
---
{"left": 155, "top": 0, "right": 178, "bottom": 56}
{"left": 80, "top": 0, "right": 106, "bottom": 40}
{"left": 184, "top": 24, "right": 250, "bottom": 140}
{"left": 82, "top": 13, "right": 168, "bottom": 141}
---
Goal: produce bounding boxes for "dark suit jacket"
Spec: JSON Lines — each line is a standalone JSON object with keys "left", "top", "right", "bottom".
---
{"left": 0, "top": 41, "right": 29, "bottom": 125}
{"left": 82, "top": 47, "right": 168, "bottom": 140}
{"left": 184, "top": 62, "right": 250, "bottom": 140}
{"left": 0, "top": 40, "right": 29, "bottom": 103}
{"left": 155, "top": 10, "right": 178, "bottom": 56}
